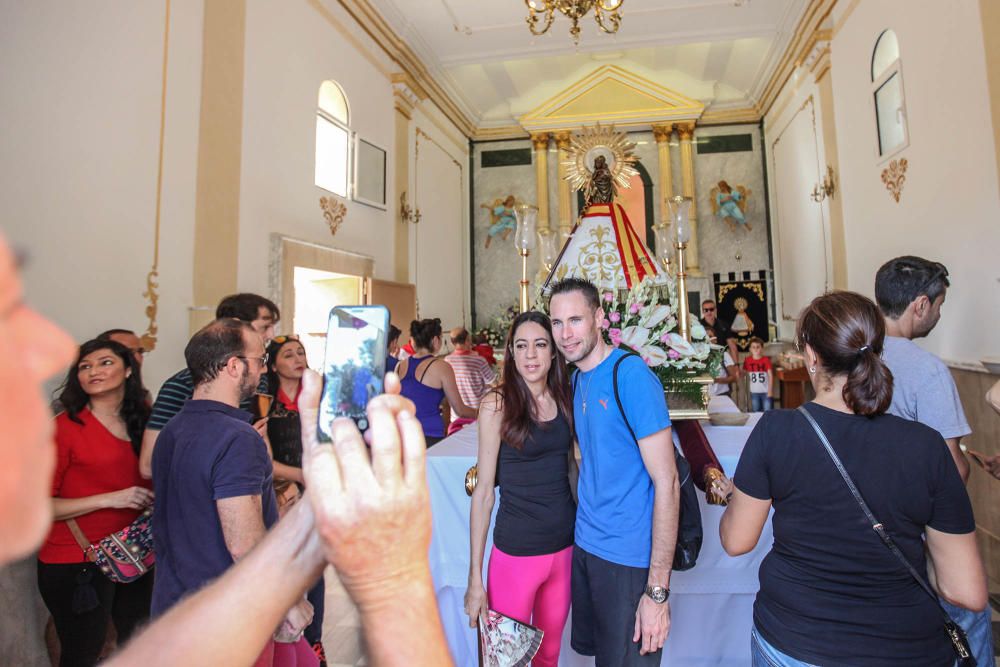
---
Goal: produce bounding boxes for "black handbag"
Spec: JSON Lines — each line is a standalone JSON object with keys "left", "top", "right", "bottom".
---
{"left": 797, "top": 406, "right": 976, "bottom": 666}
{"left": 571, "top": 352, "right": 703, "bottom": 571}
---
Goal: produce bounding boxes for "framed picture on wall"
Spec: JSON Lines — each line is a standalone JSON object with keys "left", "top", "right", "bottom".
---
{"left": 353, "top": 135, "right": 387, "bottom": 209}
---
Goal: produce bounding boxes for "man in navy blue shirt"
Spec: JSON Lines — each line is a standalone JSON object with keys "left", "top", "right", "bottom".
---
{"left": 151, "top": 318, "right": 287, "bottom": 622}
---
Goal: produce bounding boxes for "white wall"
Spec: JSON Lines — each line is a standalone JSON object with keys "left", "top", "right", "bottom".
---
{"left": 0, "top": 0, "right": 204, "bottom": 391}
{"left": 239, "top": 0, "right": 397, "bottom": 303}
{"left": 830, "top": 0, "right": 1000, "bottom": 363}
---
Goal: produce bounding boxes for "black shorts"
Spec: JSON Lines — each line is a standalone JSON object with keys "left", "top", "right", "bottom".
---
{"left": 571, "top": 545, "right": 662, "bottom": 666}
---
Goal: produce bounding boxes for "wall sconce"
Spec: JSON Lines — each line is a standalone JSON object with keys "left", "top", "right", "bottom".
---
{"left": 400, "top": 190, "right": 421, "bottom": 224}
{"left": 810, "top": 165, "right": 836, "bottom": 203}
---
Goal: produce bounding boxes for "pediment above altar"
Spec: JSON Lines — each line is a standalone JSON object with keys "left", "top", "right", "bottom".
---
{"left": 519, "top": 65, "right": 705, "bottom": 133}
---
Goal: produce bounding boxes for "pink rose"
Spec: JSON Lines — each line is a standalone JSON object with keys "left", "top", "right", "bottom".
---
{"left": 629, "top": 303, "right": 641, "bottom": 314}
{"left": 667, "top": 349, "right": 681, "bottom": 360}
{"left": 603, "top": 292, "right": 614, "bottom": 302}
{"left": 602, "top": 318, "right": 610, "bottom": 329}
{"left": 609, "top": 327, "right": 622, "bottom": 341}
{"left": 609, "top": 311, "right": 621, "bottom": 323}
{"left": 660, "top": 333, "right": 670, "bottom": 343}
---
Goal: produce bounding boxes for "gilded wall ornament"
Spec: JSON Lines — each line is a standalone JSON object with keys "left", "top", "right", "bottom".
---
{"left": 320, "top": 196, "right": 347, "bottom": 235}
{"left": 881, "top": 158, "right": 908, "bottom": 203}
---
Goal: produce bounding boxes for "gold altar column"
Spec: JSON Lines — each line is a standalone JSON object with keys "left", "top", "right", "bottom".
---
{"left": 677, "top": 122, "right": 702, "bottom": 275}
{"left": 652, "top": 124, "right": 674, "bottom": 225}
{"left": 554, "top": 131, "right": 573, "bottom": 241}
{"left": 531, "top": 132, "right": 551, "bottom": 233}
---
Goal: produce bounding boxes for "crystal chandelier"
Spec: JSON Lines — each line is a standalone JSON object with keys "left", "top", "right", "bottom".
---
{"left": 525, "top": 0, "right": 624, "bottom": 44}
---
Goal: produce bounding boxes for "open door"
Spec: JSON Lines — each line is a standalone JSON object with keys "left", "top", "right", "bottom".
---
{"left": 365, "top": 278, "right": 416, "bottom": 333}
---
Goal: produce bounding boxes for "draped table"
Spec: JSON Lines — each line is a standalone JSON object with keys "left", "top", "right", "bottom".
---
{"left": 426, "top": 405, "right": 772, "bottom": 666}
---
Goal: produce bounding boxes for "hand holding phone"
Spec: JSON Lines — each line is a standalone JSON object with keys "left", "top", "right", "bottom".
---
{"left": 317, "top": 305, "right": 390, "bottom": 441}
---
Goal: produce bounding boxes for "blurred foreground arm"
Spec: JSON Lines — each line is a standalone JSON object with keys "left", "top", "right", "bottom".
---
{"left": 302, "top": 369, "right": 453, "bottom": 666}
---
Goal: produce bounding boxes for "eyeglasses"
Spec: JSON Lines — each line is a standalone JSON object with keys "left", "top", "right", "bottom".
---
{"left": 702, "top": 306, "right": 716, "bottom": 313}
{"left": 237, "top": 353, "right": 269, "bottom": 368}
{"left": 271, "top": 335, "right": 300, "bottom": 345}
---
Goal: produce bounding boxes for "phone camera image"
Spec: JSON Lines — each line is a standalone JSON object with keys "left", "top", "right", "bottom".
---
{"left": 317, "top": 305, "right": 390, "bottom": 442}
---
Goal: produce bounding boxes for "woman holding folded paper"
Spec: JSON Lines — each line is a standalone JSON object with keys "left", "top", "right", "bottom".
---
{"left": 465, "top": 311, "right": 577, "bottom": 667}
{"left": 39, "top": 339, "right": 153, "bottom": 667}
{"left": 720, "top": 292, "right": 986, "bottom": 666}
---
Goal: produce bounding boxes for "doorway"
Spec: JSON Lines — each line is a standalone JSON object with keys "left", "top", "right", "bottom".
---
{"left": 292, "top": 267, "right": 363, "bottom": 368}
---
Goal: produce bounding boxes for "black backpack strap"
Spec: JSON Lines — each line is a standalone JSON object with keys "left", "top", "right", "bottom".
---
{"left": 611, "top": 352, "right": 641, "bottom": 443}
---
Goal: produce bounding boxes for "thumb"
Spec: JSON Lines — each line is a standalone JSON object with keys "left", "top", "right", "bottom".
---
{"left": 298, "top": 369, "right": 323, "bottom": 461}
{"left": 633, "top": 608, "right": 641, "bottom": 643}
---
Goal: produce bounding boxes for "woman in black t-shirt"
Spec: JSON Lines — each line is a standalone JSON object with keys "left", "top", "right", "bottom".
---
{"left": 719, "top": 291, "right": 986, "bottom": 666}
{"left": 464, "top": 311, "right": 576, "bottom": 667}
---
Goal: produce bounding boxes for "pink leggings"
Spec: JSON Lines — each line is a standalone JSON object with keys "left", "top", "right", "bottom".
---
{"left": 487, "top": 544, "right": 573, "bottom": 667}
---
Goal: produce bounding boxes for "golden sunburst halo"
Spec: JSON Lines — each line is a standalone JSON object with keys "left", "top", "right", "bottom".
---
{"left": 562, "top": 123, "right": 639, "bottom": 193}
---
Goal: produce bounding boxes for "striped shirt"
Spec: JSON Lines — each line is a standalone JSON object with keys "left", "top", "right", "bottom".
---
{"left": 445, "top": 351, "right": 496, "bottom": 410}
{"left": 147, "top": 368, "right": 266, "bottom": 431}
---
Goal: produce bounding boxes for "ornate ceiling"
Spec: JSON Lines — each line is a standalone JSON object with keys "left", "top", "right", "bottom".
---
{"left": 367, "top": 0, "right": 811, "bottom": 134}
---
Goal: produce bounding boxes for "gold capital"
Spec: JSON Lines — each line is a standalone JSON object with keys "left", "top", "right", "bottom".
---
{"left": 554, "top": 131, "right": 572, "bottom": 150}
{"left": 676, "top": 122, "right": 696, "bottom": 141}
{"left": 531, "top": 132, "right": 551, "bottom": 150}
{"left": 651, "top": 124, "right": 673, "bottom": 143}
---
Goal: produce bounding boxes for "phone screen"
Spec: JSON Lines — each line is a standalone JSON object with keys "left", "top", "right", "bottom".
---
{"left": 317, "top": 305, "right": 389, "bottom": 441}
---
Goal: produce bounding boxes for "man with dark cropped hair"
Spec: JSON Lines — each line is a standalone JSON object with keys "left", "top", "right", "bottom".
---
{"left": 138, "top": 293, "right": 279, "bottom": 478}
{"left": 874, "top": 255, "right": 992, "bottom": 664}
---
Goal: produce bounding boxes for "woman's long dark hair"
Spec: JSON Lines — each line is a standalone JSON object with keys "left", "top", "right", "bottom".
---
{"left": 55, "top": 339, "right": 149, "bottom": 455}
{"left": 796, "top": 291, "right": 894, "bottom": 417}
{"left": 264, "top": 336, "right": 306, "bottom": 405}
{"left": 499, "top": 311, "right": 573, "bottom": 449}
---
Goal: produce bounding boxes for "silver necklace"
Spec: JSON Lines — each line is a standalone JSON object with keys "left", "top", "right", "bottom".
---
{"left": 581, "top": 371, "right": 595, "bottom": 413}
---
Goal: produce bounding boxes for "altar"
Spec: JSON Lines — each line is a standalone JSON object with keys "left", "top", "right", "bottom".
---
{"left": 426, "top": 409, "right": 772, "bottom": 667}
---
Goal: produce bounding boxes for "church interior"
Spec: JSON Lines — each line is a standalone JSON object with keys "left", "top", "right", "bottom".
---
{"left": 3, "top": 0, "right": 1000, "bottom": 665}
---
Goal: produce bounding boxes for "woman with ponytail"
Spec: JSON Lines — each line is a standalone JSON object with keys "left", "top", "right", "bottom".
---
{"left": 719, "top": 291, "right": 986, "bottom": 667}
{"left": 397, "top": 318, "right": 476, "bottom": 446}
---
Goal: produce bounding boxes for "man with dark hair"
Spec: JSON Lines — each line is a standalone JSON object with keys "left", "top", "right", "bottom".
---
{"left": 138, "top": 293, "right": 279, "bottom": 477}
{"left": 874, "top": 255, "right": 992, "bottom": 663}
{"left": 549, "top": 277, "right": 679, "bottom": 666}
{"left": 700, "top": 299, "right": 737, "bottom": 363}
{"left": 150, "top": 318, "right": 307, "bottom": 658}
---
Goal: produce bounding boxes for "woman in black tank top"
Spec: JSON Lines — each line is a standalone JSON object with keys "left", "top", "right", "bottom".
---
{"left": 464, "top": 311, "right": 576, "bottom": 667}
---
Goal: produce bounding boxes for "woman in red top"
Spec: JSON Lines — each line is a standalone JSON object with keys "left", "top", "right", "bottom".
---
{"left": 38, "top": 339, "right": 153, "bottom": 667}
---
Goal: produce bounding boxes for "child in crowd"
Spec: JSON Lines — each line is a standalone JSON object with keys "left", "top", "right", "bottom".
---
{"left": 742, "top": 337, "right": 773, "bottom": 411}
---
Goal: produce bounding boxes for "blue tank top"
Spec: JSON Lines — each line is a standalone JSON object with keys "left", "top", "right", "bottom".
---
{"left": 400, "top": 355, "right": 446, "bottom": 439}
{"left": 493, "top": 411, "right": 576, "bottom": 556}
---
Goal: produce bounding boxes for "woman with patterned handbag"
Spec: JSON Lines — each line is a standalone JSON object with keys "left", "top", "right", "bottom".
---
{"left": 38, "top": 339, "right": 153, "bottom": 667}
{"left": 720, "top": 292, "right": 986, "bottom": 667}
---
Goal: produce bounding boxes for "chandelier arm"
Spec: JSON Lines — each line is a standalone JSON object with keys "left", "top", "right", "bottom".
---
{"left": 593, "top": 8, "right": 621, "bottom": 34}
{"left": 525, "top": 4, "right": 556, "bottom": 36}
{"left": 596, "top": 0, "right": 623, "bottom": 10}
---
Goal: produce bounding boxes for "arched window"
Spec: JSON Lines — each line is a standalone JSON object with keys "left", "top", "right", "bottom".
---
{"left": 871, "top": 30, "right": 907, "bottom": 158}
{"left": 315, "top": 80, "right": 351, "bottom": 197}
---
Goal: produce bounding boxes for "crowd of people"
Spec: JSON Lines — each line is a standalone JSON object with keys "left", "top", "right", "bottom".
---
{"left": 6, "top": 222, "right": 1000, "bottom": 667}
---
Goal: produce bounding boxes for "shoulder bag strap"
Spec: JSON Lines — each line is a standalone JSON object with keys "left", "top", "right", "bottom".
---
{"left": 65, "top": 518, "right": 93, "bottom": 555}
{"left": 796, "top": 406, "right": 965, "bottom": 629}
{"left": 611, "top": 352, "right": 640, "bottom": 443}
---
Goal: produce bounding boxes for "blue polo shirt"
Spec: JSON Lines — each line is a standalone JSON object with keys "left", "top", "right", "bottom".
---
{"left": 150, "top": 400, "right": 278, "bottom": 616}
{"left": 573, "top": 348, "right": 671, "bottom": 567}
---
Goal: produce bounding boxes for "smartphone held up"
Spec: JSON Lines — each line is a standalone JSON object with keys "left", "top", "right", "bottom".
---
{"left": 317, "top": 305, "right": 390, "bottom": 441}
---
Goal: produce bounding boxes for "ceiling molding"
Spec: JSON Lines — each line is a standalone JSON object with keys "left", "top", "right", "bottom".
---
{"left": 336, "top": 0, "right": 477, "bottom": 137}
{"left": 700, "top": 105, "right": 762, "bottom": 125}
{"left": 472, "top": 125, "right": 529, "bottom": 142}
{"left": 519, "top": 65, "right": 705, "bottom": 133}
{"left": 757, "top": 0, "right": 838, "bottom": 118}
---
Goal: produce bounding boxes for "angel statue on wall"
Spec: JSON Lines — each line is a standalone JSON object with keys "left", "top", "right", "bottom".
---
{"left": 481, "top": 194, "right": 518, "bottom": 248}
{"left": 710, "top": 180, "right": 752, "bottom": 232}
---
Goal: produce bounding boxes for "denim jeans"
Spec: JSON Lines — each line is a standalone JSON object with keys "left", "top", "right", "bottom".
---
{"left": 751, "top": 628, "right": 819, "bottom": 667}
{"left": 939, "top": 596, "right": 994, "bottom": 666}
{"left": 750, "top": 393, "right": 773, "bottom": 412}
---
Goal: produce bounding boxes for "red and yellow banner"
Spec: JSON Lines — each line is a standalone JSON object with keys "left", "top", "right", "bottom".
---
{"left": 582, "top": 203, "right": 659, "bottom": 288}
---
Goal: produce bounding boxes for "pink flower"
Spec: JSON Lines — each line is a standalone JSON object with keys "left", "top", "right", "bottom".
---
{"left": 602, "top": 318, "right": 610, "bottom": 329}
{"left": 603, "top": 292, "right": 614, "bottom": 302}
{"left": 667, "top": 349, "right": 681, "bottom": 360}
{"left": 609, "top": 327, "right": 622, "bottom": 342}
{"left": 609, "top": 311, "right": 621, "bottom": 323}
{"left": 629, "top": 303, "right": 641, "bottom": 314}
{"left": 660, "top": 333, "right": 671, "bottom": 343}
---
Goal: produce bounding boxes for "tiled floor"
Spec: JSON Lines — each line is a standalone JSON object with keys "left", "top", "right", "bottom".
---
{"left": 321, "top": 573, "right": 1000, "bottom": 667}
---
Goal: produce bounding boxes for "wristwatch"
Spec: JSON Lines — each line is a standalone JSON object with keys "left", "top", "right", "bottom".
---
{"left": 644, "top": 585, "right": 670, "bottom": 604}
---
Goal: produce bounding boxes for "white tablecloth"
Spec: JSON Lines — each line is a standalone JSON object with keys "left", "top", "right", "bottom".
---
{"left": 426, "top": 411, "right": 772, "bottom": 666}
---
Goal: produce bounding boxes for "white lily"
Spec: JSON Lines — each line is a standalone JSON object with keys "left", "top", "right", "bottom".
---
{"left": 639, "top": 304, "right": 671, "bottom": 329}
{"left": 665, "top": 333, "right": 696, "bottom": 356}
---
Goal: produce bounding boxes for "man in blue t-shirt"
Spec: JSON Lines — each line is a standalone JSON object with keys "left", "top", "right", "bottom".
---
{"left": 150, "top": 319, "right": 292, "bottom": 632}
{"left": 549, "top": 277, "right": 679, "bottom": 666}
